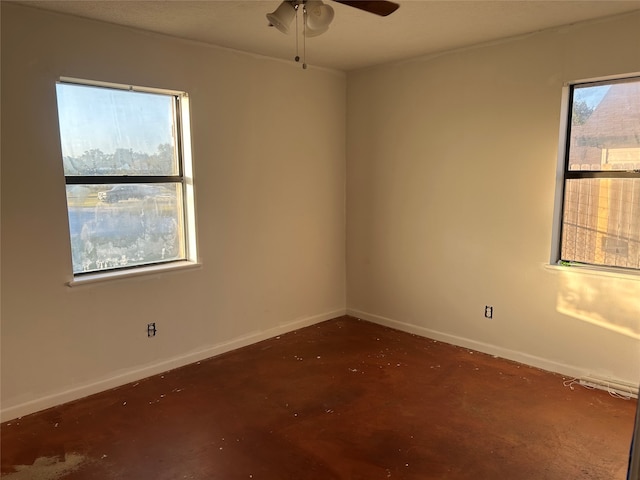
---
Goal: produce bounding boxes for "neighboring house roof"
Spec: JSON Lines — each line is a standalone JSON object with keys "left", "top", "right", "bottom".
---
{"left": 569, "top": 80, "right": 640, "bottom": 167}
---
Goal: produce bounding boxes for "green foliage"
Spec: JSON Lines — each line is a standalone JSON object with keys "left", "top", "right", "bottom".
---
{"left": 571, "top": 100, "right": 594, "bottom": 126}
{"left": 63, "top": 144, "right": 175, "bottom": 175}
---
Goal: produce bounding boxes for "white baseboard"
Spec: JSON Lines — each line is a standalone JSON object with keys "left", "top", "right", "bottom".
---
{"left": 1, "top": 309, "right": 346, "bottom": 422}
{"left": 347, "top": 308, "right": 604, "bottom": 383}
{"left": 579, "top": 376, "right": 639, "bottom": 399}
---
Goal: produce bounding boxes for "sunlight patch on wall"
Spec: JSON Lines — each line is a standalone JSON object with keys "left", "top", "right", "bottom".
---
{"left": 557, "top": 271, "right": 640, "bottom": 339}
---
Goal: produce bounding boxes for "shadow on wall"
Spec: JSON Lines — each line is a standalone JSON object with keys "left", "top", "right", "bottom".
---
{"left": 557, "top": 271, "right": 640, "bottom": 339}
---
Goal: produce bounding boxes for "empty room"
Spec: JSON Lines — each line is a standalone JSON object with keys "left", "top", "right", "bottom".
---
{"left": 1, "top": 1, "right": 639, "bottom": 479}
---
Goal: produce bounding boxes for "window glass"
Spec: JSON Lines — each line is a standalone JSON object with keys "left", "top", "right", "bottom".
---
{"left": 57, "top": 83, "right": 179, "bottom": 176}
{"left": 562, "top": 178, "right": 640, "bottom": 269}
{"left": 568, "top": 82, "right": 640, "bottom": 172}
{"left": 65, "top": 183, "right": 184, "bottom": 273}
{"left": 56, "top": 80, "right": 194, "bottom": 276}
{"left": 557, "top": 77, "right": 640, "bottom": 271}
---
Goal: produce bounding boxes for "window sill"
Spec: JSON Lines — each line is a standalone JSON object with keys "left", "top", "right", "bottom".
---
{"left": 544, "top": 263, "right": 640, "bottom": 281}
{"left": 67, "top": 260, "right": 201, "bottom": 287}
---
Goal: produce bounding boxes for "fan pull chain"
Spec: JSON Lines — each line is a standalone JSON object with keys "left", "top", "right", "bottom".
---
{"left": 294, "top": 3, "right": 300, "bottom": 63}
{"left": 302, "top": 5, "right": 307, "bottom": 69}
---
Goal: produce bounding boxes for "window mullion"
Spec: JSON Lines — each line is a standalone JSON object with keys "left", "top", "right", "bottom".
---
{"left": 65, "top": 176, "right": 183, "bottom": 185}
{"left": 565, "top": 171, "right": 640, "bottom": 180}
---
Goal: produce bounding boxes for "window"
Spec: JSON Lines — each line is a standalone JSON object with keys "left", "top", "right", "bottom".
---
{"left": 56, "top": 78, "right": 197, "bottom": 277}
{"left": 553, "top": 75, "right": 640, "bottom": 272}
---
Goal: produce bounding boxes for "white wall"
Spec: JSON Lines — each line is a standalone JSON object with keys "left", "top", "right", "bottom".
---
{"left": 346, "top": 13, "right": 640, "bottom": 385}
{"left": 0, "top": 3, "right": 346, "bottom": 421}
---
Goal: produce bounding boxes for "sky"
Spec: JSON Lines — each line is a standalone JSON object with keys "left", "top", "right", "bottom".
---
{"left": 56, "top": 83, "right": 176, "bottom": 158}
{"left": 574, "top": 84, "right": 610, "bottom": 109}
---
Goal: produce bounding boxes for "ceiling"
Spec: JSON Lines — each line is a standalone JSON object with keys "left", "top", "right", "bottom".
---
{"left": 14, "top": 0, "right": 640, "bottom": 71}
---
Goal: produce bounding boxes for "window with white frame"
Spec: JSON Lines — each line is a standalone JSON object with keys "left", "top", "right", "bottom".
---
{"left": 553, "top": 75, "right": 640, "bottom": 272}
{"left": 55, "top": 78, "right": 197, "bottom": 276}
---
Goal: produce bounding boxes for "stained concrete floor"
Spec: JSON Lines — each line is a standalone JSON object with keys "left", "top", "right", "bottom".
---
{"left": 1, "top": 316, "right": 636, "bottom": 479}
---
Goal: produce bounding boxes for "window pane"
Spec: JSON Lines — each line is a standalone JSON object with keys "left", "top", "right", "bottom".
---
{"left": 568, "top": 81, "right": 640, "bottom": 171}
{"left": 56, "top": 83, "right": 178, "bottom": 176}
{"left": 562, "top": 178, "right": 640, "bottom": 269}
{"left": 66, "top": 183, "right": 185, "bottom": 273}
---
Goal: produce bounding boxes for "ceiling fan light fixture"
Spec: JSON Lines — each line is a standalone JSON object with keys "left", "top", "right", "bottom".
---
{"left": 304, "top": 24, "right": 329, "bottom": 38}
{"left": 266, "top": 1, "right": 297, "bottom": 34}
{"left": 304, "top": 0, "right": 334, "bottom": 32}
{"left": 266, "top": 0, "right": 400, "bottom": 68}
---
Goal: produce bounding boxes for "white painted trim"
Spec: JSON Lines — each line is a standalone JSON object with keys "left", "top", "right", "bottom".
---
{"left": 67, "top": 260, "right": 202, "bottom": 287}
{"left": 565, "top": 71, "right": 640, "bottom": 88}
{"left": 59, "top": 76, "right": 186, "bottom": 96}
{"left": 543, "top": 263, "right": 640, "bottom": 281}
{"left": 0, "top": 309, "right": 346, "bottom": 422}
{"left": 579, "top": 376, "right": 638, "bottom": 399}
{"left": 347, "top": 308, "right": 594, "bottom": 381}
{"left": 549, "top": 83, "right": 570, "bottom": 265}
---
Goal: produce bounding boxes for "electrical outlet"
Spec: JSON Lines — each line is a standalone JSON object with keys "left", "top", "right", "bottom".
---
{"left": 484, "top": 306, "right": 493, "bottom": 319}
{"left": 147, "top": 322, "right": 157, "bottom": 337}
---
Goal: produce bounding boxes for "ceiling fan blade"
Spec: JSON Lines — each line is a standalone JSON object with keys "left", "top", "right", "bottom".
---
{"left": 332, "top": 0, "right": 400, "bottom": 17}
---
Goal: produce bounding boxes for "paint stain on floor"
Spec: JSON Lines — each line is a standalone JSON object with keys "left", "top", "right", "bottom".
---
{"left": 3, "top": 453, "right": 86, "bottom": 480}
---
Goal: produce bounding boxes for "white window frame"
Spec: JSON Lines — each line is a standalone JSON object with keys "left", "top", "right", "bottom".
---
{"left": 57, "top": 77, "right": 199, "bottom": 286}
{"left": 550, "top": 73, "right": 640, "bottom": 278}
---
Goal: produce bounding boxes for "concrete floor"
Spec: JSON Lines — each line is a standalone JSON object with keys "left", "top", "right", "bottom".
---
{"left": 1, "top": 316, "right": 636, "bottom": 479}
